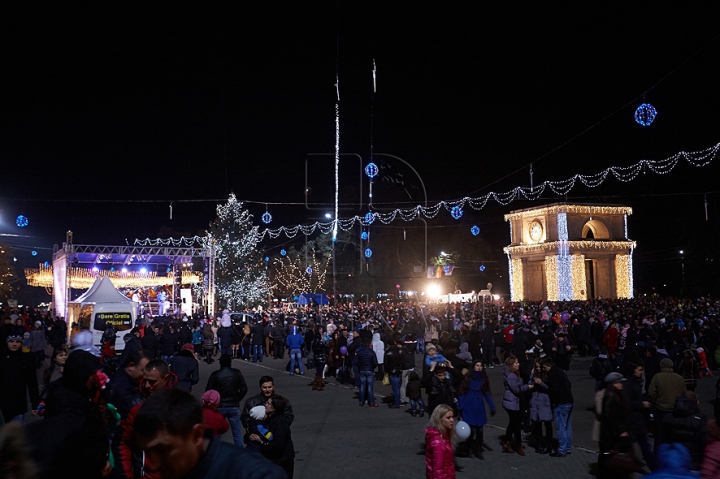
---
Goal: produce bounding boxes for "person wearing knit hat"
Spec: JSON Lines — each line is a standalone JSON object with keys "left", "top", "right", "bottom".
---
{"left": 648, "top": 356, "right": 687, "bottom": 454}
{"left": 201, "top": 389, "right": 229, "bottom": 438}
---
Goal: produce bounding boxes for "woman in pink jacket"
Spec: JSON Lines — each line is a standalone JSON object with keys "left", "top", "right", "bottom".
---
{"left": 425, "top": 403, "right": 456, "bottom": 479}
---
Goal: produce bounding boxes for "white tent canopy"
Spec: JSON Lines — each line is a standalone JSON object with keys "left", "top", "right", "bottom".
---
{"left": 73, "top": 276, "right": 135, "bottom": 304}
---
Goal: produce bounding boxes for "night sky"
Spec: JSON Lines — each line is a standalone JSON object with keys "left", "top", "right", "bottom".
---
{"left": 2, "top": 3, "right": 720, "bottom": 297}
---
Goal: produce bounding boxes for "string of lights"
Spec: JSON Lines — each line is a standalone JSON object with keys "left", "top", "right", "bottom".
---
{"left": 134, "top": 141, "right": 719, "bottom": 246}
{"left": 253, "top": 141, "right": 719, "bottom": 241}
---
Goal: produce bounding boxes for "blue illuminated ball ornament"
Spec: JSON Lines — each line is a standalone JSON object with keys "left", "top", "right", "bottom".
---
{"left": 479, "top": 264, "right": 486, "bottom": 272}
{"left": 264, "top": 256, "right": 270, "bottom": 262}
{"left": 280, "top": 249, "right": 287, "bottom": 256}
{"left": 364, "top": 248, "right": 373, "bottom": 258}
{"left": 16, "top": 215, "right": 28, "bottom": 227}
{"left": 634, "top": 103, "right": 657, "bottom": 126}
{"left": 364, "top": 212, "right": 375, "bottom": 224}
{"left": 306, "top": 267, "right": 313, "bottom": 274}
{"left": 31, "top": 251, "right": 37, "bottom": 256}
{"left": 261, "top": 212, "right": 272, "bottom": 224}
{"left": 360, "top": 231, "right": 368, "bottom": 240}
{"left": 451, "top": 206, "right": 463, "bottom": 220}
{"left": 364, "top": 162, "right": 379, "bottom": 178}
{"left": 471, "top": 225, "right": 480, "bottom": 236}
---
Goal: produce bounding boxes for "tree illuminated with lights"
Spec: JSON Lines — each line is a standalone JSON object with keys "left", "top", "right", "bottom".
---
{"left": 271, "top": 239, "right": 331, "bottom": 296}
{"left": 209, "top": 194, "right": 270, "bottom": 309}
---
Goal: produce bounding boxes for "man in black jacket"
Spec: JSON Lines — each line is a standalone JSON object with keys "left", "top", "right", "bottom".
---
{"left": 251, "top": 320, "right": 266, "bottom": 363}
{"left": 384, "top": 334, "right": 406, "bottom": 409}
{"left": 542, "top": 357, "right": 574, "bottom": 457}
{"left": 241, "top": 375, "right": 294, "bottom": 430}
{"left": 134, "top": 389, "right": 287, "bottom": 479}
{"left": 206, "top": 354, "right": 249, "bottom": 447}
{"left": 355, "top": 339, "right": 378, "bottom": 407}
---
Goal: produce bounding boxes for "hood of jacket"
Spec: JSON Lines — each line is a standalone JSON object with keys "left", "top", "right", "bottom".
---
{"left": 671, "top": 396, "right": 699, "bottom": 418}
{"left": 654, "top": 442, "right": 693, "bottom": 470}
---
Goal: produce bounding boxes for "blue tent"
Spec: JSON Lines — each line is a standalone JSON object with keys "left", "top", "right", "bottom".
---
{"left": 297, "top": 293, "right": 329, "bottom": 305}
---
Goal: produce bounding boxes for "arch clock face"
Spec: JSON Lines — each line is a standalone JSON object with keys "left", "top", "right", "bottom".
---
{"left": 529, "top": 220, "right": 543, "bottom": 242}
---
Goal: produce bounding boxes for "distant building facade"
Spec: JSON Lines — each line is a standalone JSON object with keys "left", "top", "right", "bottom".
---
{"left": 503, "top": 203, "right": 636, "bottom": 301}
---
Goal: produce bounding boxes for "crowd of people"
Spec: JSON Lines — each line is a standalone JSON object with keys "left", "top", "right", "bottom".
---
{"left": 2, "top": 294, "right": 720, "bottom": 478}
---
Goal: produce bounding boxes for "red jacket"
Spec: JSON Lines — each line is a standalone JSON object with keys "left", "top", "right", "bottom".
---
{"left": 118, "top": 372, "right": 178, "bottom": 479}
{"left": 425, "top": 427, "right": 455, "bottom": 479}
{"left": 203, "top": 408, "right": 229, "bottom": 437}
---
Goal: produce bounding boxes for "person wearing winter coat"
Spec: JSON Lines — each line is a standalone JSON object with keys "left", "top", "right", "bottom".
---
{"left": 428, "top": 364, "right": 456, "bottom": 414}
{"left": 216, "top": 313, "right": 234, "bottom": 357}
{"left": 205, "top": 353, "right": 249, "bottom": 447}
{"left": 29, "top": 321, "right": 47, "bottom": 368}
{"left": 286, "top": 326, "right": 305, "bottom": 376}
{"left": 598, "top": 372, "right": 635, "bottom": 479}
{"left": 645, "top": 442, "right": 701, "bottom": 479}
{"left": 502, "top": 355, "right": 532, "bottom": 455}
{"left": 202, "top": 322, "right": 215, "bottom": 364}
{"left": 662, "top": 391, "right": 708, "bottom": 470}
{"left": 701, "top": 419, "right": 720, "bottom": 479}
{"left": 457, "top": 359, "right": 496, "bottom": 460}
{"left": 169, "top": 343, "right": 200, "bottom": 392}
{"left": 201, "top": 389, "right": 230, "bottom": 438}
{"left": 624, "top": 361, "right": 654, "bottom": 469}
{"left": 158, "top": 323, "right": 179, "bottom": 363}
{"left": 372, "top": 332, "right": 385, "bottom": 380}
{"left": 425, "top": 403, "right": 456, "bottom": 479}
{"left": 0, "top": 334, "right": 40, "bottom": 423}
{"left": 355, "top": 339, "right": 379, "bottom": 407}
{"left": 648, "top": 357, "right": 687, "bottom": 451}
{"left": 21, "top": 349, "right": 112, "bottom": 479}
{"left": 528, "top": 359, "right": 553, "bottom": 454}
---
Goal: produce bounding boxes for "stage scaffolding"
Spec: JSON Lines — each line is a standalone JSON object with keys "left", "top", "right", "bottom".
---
{"left": 52, "top": 231, "right": 215, "bottom": 320}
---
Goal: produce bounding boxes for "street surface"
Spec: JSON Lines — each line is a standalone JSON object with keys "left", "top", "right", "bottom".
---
{"left": 191, "top": 354, "right": 717, "bottom": 479}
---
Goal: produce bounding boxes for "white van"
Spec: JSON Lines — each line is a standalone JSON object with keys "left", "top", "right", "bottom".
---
{"left": 71, "top": 302, "right": 136, "bottom": 351}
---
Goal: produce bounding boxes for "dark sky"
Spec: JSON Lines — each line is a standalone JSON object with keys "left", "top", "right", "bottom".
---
{"left": 2, "top": 3, "right": 720, "bottom": 294}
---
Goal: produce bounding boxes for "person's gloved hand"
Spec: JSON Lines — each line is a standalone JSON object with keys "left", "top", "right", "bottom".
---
{"left": 490, "top": 410, "right": 496, "bottom": 417}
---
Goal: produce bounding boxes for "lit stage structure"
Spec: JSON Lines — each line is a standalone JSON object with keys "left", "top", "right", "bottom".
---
{"left": 46, "top": 231, "right": 216, "bottom": 320}
{"left": 503, "top": 203, "right": 636, "bottom": 301}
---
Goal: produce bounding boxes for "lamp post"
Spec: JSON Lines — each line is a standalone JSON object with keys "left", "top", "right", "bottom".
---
{"left": 374, "top": 153, "right": 428, "bottom": 275}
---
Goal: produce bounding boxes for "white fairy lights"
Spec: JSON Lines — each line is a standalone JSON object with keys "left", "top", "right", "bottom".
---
{"left": 249, "top": 143, "right": 715, "bottom": 241}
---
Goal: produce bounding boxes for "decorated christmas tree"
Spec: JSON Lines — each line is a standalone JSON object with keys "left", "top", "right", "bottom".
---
{"left": 209, "top": 193, "right": 270, "bottom": 309}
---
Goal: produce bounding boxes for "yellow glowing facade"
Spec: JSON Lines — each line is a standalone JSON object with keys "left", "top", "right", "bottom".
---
{"left": 570, "top": 254, "right": 588, "bottom": 300}
{"left": 615, "top": 254, "right": 633, "bottom": 299}
{"left": 544, "top": 256, "right": 559, "bottom": 301}
{"left": 509, "top": 258, "right": 524, "bottom": 301}
{"left": 505, "top": 202, "right": 635, "bottom": 301}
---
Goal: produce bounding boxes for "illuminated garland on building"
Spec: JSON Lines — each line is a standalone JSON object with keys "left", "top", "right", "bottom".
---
{"left": 504, "top": 204, "right": 633, "bottom": 222}
{"left": 615, "top": 253, "right": 634, "bottom": 299}
{"left": 545, "top": 256, "right": 559, "bottom": 301}
{"left": 503, "top": 240, "right": 636, "bottom": 256}
{"left": 509, "top": 257, "right": 524, "bottom": 302}
{"left": 570, "top": 254, "right": 587, "bottom": 300}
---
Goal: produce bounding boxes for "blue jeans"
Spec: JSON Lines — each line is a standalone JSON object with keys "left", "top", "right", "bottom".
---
{"left": 217, "top": 407, "right": 243, "bottom": 447}
{"left": 290, "top": 348, "right": 303, "bottom": 374}
{"left": 416, "top": 336, "right": 425, "bottom": 354}
{"left": 253, "top": 344, "right": 263, "bottom": 362}
{"left": 359, "top": 370, "right": 376, "bottom": 405}
{"left": 389, "top": 373, "right": 402, "bottom": 407}
{"left": 410, "top": 398, "right": 426, "bottom": 412}
{"left": 553, "top": 403, "right": 573, "bottom": 455}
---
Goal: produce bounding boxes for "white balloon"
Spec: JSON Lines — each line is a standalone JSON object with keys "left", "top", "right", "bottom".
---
{"left": 455, "top": 420, "right": 471, "bottom": 441}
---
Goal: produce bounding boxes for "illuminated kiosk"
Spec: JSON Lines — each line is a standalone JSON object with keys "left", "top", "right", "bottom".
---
{"left": 503, "top": 203, "right": 636, "bottom": 301}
